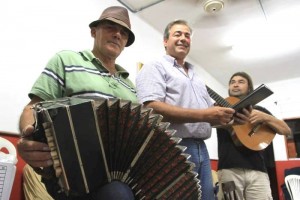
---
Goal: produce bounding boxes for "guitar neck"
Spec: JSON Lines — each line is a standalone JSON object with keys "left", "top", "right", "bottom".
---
{"left": 206, "top": 85, "right": 231, "bottom": 107}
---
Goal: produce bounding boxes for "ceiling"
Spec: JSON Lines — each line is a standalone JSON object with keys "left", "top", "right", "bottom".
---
{"left": 132, "top": 0, "right": 300, "bottom": 86}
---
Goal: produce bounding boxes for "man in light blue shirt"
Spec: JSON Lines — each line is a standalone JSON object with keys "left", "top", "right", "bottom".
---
{"left": 136, "top": 20, "right": 237, "bottom": 200}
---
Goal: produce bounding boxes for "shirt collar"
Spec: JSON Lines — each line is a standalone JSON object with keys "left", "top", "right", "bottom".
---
{"left": 80, "top": 50, "right": 130, "bottom": 78}
{"left": 163, "top": 54, "right": 194, "bottom": 70}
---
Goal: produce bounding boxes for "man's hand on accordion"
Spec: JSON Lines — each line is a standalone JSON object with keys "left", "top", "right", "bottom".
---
{"left": 17, "top": 124, "right": 53, "bottom": 168}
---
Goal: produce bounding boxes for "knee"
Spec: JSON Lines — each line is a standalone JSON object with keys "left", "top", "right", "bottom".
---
{"left": 97, "top": 181, "right": 134, "bottom": 200}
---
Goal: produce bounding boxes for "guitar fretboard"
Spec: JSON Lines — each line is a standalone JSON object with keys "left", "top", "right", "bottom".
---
{"left": 205, "top": 85, "right": 231, "bottom": 107}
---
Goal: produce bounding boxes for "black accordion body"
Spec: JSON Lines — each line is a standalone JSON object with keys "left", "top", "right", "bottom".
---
{"left": 32, "top": 96, "right": 201, "bottom": 200}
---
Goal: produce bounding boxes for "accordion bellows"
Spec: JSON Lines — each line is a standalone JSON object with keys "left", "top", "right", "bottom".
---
{"left": 32, "top": 96, "right": 201, "bottom": 200}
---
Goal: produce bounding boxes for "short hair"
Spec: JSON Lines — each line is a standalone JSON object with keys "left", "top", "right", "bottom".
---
{"left": 229, "top": 72, "right": 254, "bottom": 94}
{"left": 163, "top": 20, "right": 192, "bottom": 40}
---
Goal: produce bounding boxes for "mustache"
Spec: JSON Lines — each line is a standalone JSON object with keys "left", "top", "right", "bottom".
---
{"left": 108, "top": 40, "right": 121, "bottom": 47}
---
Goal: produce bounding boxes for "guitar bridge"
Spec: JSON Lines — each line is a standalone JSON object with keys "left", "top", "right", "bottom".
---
{"left": 248, "top": 124, "right": 262, "bottom": 137}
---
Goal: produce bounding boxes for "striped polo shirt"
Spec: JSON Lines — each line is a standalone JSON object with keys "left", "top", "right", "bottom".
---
{"left": 29, "top": 50, "right": 137, "bottom": 102}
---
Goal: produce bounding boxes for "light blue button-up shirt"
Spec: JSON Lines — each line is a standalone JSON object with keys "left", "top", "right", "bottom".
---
{"left": 136, "top": 55, "right": 213, "bottom": 139}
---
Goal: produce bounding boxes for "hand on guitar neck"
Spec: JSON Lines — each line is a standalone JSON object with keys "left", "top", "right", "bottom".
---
{"left": 224, "top": 96, "right": 252, "bottom": 124}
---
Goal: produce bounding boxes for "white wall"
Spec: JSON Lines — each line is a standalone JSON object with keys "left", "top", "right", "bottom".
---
{"left": 0, "top": 0, "right": 220, "bottom": 134}
{"left": 0, "top": 0, "right": 165, "bottom": 133}
{"left": 263, "top": 78, "right": 300, "bottom": 160}
{"left": 1, "top": 0, "right": 298, "bottom": 161}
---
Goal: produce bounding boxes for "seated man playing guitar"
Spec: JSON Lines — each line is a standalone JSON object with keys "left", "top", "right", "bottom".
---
{"left": 216, "top": 72, "right": 291, "bottom": 200}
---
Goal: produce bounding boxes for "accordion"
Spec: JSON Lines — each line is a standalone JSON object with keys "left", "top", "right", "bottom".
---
{"left": 32, "top": 96, "right": 201, "bottom": 200}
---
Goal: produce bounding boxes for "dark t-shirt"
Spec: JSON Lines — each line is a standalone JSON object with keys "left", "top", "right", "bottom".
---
{"left": 217, "top": 105, "right": 273, "bottom": 172}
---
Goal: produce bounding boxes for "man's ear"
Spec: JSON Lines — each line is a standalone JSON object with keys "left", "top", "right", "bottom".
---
{"left": 163, "top": 39, "right": 168, "bottom": 48}
{"left": 91, "top": 27, "right": 96, "bottom": 37}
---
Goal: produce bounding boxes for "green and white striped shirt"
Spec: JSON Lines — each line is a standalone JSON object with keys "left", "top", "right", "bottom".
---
{"left": 29, "top": 50, "right": 137, "bottom": 102}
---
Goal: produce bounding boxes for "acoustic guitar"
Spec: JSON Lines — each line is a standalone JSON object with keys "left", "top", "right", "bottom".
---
{"left": 206, "top": 85, "right": 276, "bottom": 151}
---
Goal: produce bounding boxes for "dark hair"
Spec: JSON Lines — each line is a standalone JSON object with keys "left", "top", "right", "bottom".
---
{"left": 163, "top": 20, "right": 192, "bottom": 40}
{"left": 229, "top": 72, "right": 254, "bottom": 94}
